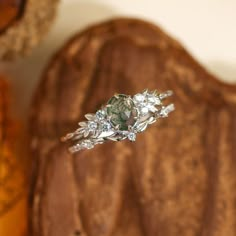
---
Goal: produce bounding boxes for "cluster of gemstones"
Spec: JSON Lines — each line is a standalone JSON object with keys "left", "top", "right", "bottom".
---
{"left": 62, "top": 89, "right": 174, "bottom": 153}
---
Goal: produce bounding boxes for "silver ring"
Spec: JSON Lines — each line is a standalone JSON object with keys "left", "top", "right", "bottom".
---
{"left": 62, "top": 89, "right": 175, "bottom": 153}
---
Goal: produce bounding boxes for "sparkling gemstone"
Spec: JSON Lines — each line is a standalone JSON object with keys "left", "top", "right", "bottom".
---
{"left": 88, "top": 121, "right": 97, "bottom": 131}
{"left": 146, "top": 104, "right": 157, "bottom": 113}
{"left": 154, "top": 97, "right": 161, "bottom": 105}
{"left": 107, "top": 94, "right": 137, "bottom": 131}
{"left": 100, "top": 121, "right": 111, "bottom": 132}
{"left": 147, "top": 94, "right": 161, "bottom": 105}
{"left": 0, "top": 0, "right": 26, "bottom": 33}
{"left": 127, "top": 132, "right": 136, "bottom": 141}
{"left": 134, "top": 93, "right": 145, "bottom": 103}
{"left": 96, "top": 110, "right": 106, "bottom": 120}
{"left": 147, "top": 95, "right": 156, "bottom": 103}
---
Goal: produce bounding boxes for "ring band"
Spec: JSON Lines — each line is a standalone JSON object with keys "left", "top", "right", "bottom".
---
{"left": 62, "top": 89, "right": 175, "bottom": 153}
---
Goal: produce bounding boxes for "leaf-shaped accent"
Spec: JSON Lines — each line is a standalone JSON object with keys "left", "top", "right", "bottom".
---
{"left": 106, "top": 136, "right": 119, "bottom": 141}
{"left": 78, "top": 122, "right": 87, "bottom": 127}
{"left": 136, "top": 121, "right": 148, "bottom": 132}
{"left": 147, "top": 116, "right": 156, "bottom": 124}
{"left": 72, "top": 134, "right": 83, "bottom": 141}
{"left": 62, "top": 132, "right": 74, "bottom": 141}
{"left": 83, "top": 129, "right": 90, "bottom": 137}
{"left": 91, "top": 130, "right": 101, "bottom": 138}
{"left": 75, "top": 127, "right": 85, "bottom": 134}
{"left": 85, "top": 114, "right": 95, "bottom": 120}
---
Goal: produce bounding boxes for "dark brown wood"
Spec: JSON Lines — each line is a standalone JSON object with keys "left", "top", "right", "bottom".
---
{"left": 30, "top": 18, "right": 236, "bottom": 236}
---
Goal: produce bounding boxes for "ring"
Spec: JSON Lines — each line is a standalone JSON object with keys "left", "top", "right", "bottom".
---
{"left": 62, "top": 89, "right": 175, "bottom": 153}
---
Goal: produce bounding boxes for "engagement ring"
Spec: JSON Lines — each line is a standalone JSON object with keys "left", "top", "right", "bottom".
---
{"left": 62, "top": 89, "right": 175, "bottom": 153}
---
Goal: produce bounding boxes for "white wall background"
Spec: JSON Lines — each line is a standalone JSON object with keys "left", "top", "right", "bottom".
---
{"left": 1, "top": 0, "right": 236, "bottom": 118}
{"left": 66, "top": 0, "right": 236, "bottom": 64}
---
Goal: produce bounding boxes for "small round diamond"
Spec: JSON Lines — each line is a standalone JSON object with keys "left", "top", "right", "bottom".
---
{"left": 134, "top": 94, "right": 145, "bottom": 103}
{"left": 146, "top": 94, "right": 161, "bottom": 105}
{"left": 140, "top": 106, "right": 149, "bottom": 115}
{"left": 96, "top": 110, "right": 106, "bottom": 120}
{"left": 101, "top": 121, "right": 111, "bottom": 132}
{"left": 88, "top": 121, "right": 98, "bottom": 131}
{"left": 127, "top": 132, "right": 136, "bottom": 141}
{"left": 147, "top": 95, "right": 156, "bottom": 103}
{"left": 155, "top": 98, "right": 161, "bottom": 105}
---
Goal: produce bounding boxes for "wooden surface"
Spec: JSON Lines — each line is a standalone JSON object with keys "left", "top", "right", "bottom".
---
{"left": 30, "top": 18, "right": 236, "bottom": 236}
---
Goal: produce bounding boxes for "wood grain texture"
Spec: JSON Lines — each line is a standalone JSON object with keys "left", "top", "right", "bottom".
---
{"left": 30, "top": 18, "right": 236, "bottom": 236}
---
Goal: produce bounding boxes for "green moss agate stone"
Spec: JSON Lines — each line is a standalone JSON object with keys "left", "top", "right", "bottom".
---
{"left": 107, "top": 94, "right": 137, "bottom": 131}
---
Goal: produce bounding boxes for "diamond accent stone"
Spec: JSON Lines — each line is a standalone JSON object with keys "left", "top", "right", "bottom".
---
{"left": 140, "top": 106, "right": 149, "bottom": 115}
{"left": 96, "top": 110, "right": 106, "bottom": 120}
{"left": 134, "top": 94, "right": 145, "bottom": 102}
{"left": 88, "top": 121, "right": 98, "bottom": 131}
{"left": 100, "top": 121, "right": 111, "bottom": 132}
{"left": 127, "top": 132, "right": 136, "bottom": 141}
{"left": 133, "top": 91, "right": 162, "bottom": 116}
{"left": 147, "top": 95, "right": 156, "bottom": 104}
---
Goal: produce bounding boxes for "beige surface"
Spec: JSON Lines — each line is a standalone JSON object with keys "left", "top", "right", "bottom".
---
{"left": 0, "top": 0, "right": 235, "bottom": 119}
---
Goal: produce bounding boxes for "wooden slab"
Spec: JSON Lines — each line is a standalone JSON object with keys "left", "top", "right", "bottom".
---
{"left": 30, "top": 18, "right": 236, "bottom": 236}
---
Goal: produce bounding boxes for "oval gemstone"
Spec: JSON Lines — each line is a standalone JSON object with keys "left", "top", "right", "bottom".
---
{"left": 107, "top": 94, "right": 137, "bottom": 131}
{"left": 0, "top": 0, "right": 26, "bottom": 33}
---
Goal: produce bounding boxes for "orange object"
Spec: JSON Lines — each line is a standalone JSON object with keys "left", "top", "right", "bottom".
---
{"left": 0, "top": 0, "right": 26, "bottom": 33}
{"left": 0, "top": 77, "right": 28, "bottom": 236}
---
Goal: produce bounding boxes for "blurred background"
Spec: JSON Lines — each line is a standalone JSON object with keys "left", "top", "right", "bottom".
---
{"left": 0, "top": 0, "right": 235, "bottom": 120}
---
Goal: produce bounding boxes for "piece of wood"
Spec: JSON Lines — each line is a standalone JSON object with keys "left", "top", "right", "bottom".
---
{"left": 30, "top": 18, "right": 236, "bottom": 236}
